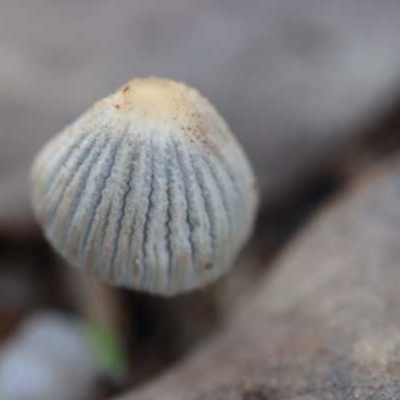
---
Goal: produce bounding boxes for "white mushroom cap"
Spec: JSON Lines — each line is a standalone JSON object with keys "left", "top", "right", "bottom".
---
{"left": 31, "top": 77, "right": 259, "bottom": 296}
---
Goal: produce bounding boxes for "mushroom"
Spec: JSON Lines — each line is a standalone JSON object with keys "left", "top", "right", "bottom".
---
{"left": 31, "top": 77, "right": 259, "bottom": 296}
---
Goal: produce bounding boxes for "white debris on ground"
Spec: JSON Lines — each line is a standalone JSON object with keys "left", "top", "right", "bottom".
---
{"left": 0, "top": 312, "right": 98, "bottom": 400}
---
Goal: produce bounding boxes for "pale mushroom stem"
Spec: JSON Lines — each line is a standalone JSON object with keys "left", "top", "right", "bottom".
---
{"left": 58, "top": 259, "right": 126, "bottom": 346}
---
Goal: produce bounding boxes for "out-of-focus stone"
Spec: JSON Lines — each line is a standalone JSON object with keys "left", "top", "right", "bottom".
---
{"left": 0, "top": 312, "right": 98, "bottom": 400}
{"left": 1, "top": 1, "right": 400, "bottom": 224}
{"left": 118, "top": 155, "right": 400, "bottom": 399}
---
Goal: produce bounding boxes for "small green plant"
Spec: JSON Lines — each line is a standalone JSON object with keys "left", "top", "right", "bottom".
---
{"left": 84, "top": 322, "right": 127, "bottom": 378}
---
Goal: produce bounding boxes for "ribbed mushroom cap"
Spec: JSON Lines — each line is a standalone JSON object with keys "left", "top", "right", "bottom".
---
{"left": 31, "top": 77, "right": 259, "bottom": 296}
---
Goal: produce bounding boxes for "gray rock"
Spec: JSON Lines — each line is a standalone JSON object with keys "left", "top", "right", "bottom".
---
{"left": 118, "top": 155, "right": 400, "bottom": 399}
{"left": 1, "top": 1, "right": 400, "bottom": 224}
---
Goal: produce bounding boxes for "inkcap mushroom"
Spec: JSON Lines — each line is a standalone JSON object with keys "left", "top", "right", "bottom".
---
{"left": 31, "top": 77, "right": 259, "bottom": 296}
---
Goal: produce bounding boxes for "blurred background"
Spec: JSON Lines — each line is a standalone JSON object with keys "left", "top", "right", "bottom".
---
{"left": 1, "top": 1, "right": 400, "bottom": 399}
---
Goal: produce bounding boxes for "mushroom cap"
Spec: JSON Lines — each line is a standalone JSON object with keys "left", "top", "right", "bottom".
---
{"left": 31, "top": 77, "right": 259, "bottom": 296}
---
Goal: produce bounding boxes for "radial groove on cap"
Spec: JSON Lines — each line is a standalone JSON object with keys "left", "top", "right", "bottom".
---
{"left": 108, "top": 127, "right": 135, "bottom": 282}
{"left": 165, "top": 141, "right": 174, "bottom": 291}
{"left": 82, "top": 136, "right": 122, "bottom": 274}
{"left": 61, "top": 134, "right": 107, "bottom": 251}
{"left": 47, "top": 135, "right": 99, "bottom": 237}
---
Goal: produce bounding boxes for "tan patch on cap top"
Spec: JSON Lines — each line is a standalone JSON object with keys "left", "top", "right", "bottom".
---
{"left": 109, "top": 77, "right": 203, "bottom": 126}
